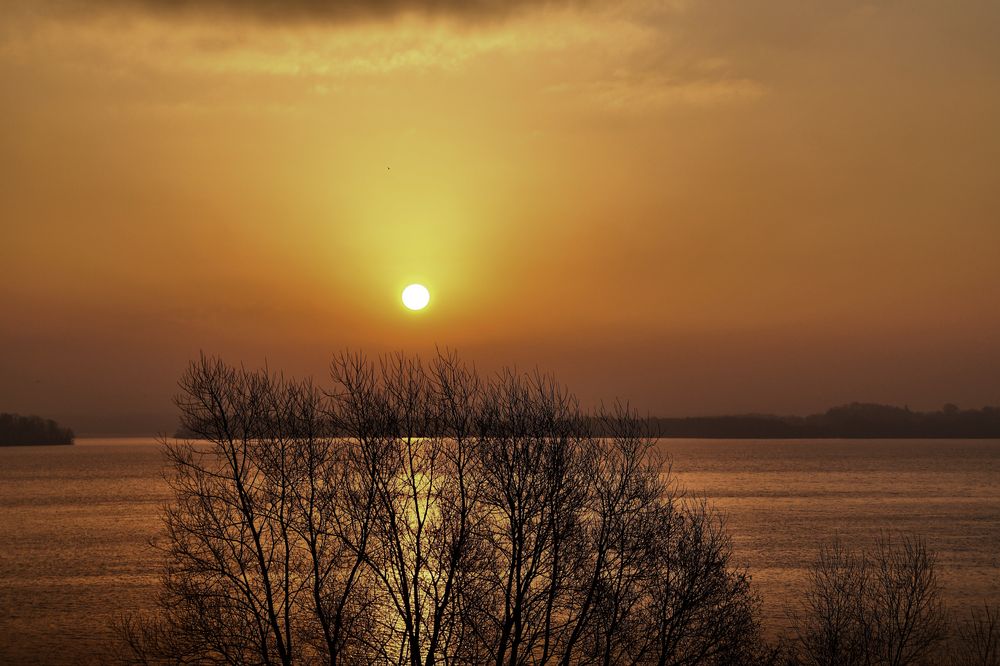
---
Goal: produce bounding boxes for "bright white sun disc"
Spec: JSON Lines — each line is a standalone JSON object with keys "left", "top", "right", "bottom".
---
{"left": 401, "top": 284, "right": 430, "bottom": 310}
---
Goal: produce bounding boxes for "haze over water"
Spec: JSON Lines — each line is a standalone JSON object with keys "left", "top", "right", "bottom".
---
{"left": 1, "top": 437, "right": 997, "bottom": 664}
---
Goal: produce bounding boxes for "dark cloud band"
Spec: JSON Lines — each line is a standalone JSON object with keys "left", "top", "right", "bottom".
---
{"left": 62, "top": 0, "right": 573, "bottom": 23}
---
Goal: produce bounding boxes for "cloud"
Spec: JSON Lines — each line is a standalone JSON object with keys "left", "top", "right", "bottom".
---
{"left": 49, "top": 0, "right": 583, "bottom": 24}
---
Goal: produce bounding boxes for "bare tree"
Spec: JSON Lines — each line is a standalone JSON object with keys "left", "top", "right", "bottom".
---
{"left": 954, "top": 604, "right": 1000, "bottom": 666}
{"left": 469, "top": 369, "right": 590, "bottom": 666}
{"left": 118, "top": 351, "right": 771, "bottom": 666}
{"left": 568, "top": 410, "right": 769, "bottom": 666}
{"left": 792, "top": 534, "right": 948, "bottom": 666}
{"left": 118, "top": 356, "right": 374, "bottom": 665}
{"left": 327, "top": 352, "right": 483, "bottom": 666}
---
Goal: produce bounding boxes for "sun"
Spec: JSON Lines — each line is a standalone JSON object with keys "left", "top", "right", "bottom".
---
{"left": 401, "top": 284, "right": 430, "bottom": 311}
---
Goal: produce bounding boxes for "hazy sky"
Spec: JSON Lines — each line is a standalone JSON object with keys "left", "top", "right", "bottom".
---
{"left": 2, "top": 0, "right": 998, "bottom": 433}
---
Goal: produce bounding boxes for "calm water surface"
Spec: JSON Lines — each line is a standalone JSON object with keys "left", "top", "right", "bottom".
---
{"left": 1, "top": 438, "right": 998, "bottom": 663}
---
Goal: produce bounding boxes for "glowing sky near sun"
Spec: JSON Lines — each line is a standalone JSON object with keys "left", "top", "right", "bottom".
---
{"left": 1, "top": 0, "right": 999, "bottom": 432}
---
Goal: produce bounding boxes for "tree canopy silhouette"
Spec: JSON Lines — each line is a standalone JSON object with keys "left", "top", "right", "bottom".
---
{"left": 118, "top": 351, "right": 771, "bottom": 665}
{"left": 0, "top": 413, "right": 74, "bottom": 446}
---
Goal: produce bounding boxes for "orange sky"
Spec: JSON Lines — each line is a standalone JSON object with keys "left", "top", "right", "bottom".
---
{"left": 2, "top": 0, "right": 999, "bottom": 433}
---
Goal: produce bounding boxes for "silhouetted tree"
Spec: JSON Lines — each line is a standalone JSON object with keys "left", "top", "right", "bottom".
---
{"left": 953, "top": 604, "right": 1000, "bottom": 666}
{"left": 0, "top": 412, "right": 74, "bottom": 445}
{"left": 790, "top": 534, "right": 948, "bottom": 666}
{"left": 118, "top": 352, "right": 770, "bottom": 665}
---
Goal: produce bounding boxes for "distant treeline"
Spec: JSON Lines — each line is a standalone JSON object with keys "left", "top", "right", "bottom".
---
{"left": 175, "top": 401, "right": 1000, "bottom": 440}
{"left": 0, "top": 413, "right": 74, "bottom": 446}
{"left": 644, "top": 402, "right": 1000, "bottom": 438}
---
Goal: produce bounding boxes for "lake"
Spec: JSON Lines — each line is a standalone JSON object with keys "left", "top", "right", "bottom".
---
{"left": 1, "top": 438, "right": 998, "bottom": 663}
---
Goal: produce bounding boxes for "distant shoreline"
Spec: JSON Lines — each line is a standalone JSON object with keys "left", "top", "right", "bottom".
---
{"left": 0, "top": 413, "right": 75, "bottom": 447}
{"left": 59, "top": 402, "right": 1000, "bottom": 442}
{"left": 638, "top": 403, "right": 1000, "bottom": 439}
{"left": 0, "top": 441, "right": 74, "bottom": 447}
